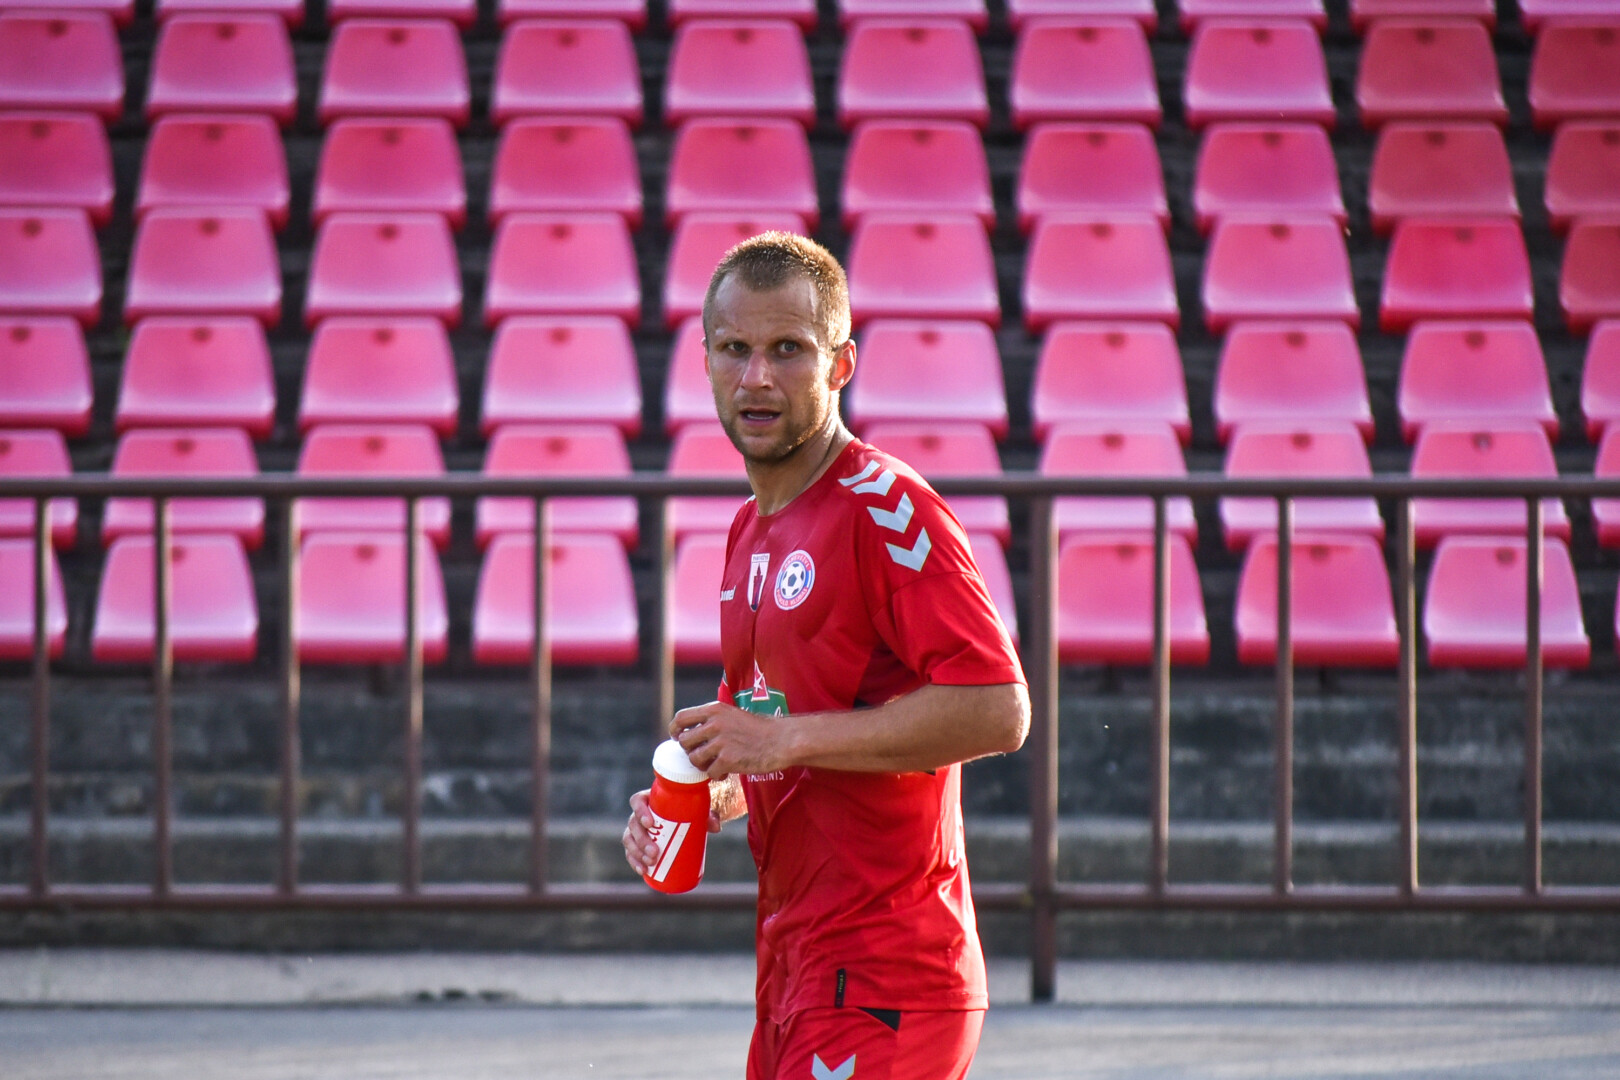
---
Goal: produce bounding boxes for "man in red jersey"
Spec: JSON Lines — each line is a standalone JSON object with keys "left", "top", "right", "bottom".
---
{"left": 624, "top": 233, "right": 1029, "bottom": 1080}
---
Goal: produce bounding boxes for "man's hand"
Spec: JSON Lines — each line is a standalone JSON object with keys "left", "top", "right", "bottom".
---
{"left": 622, "top": 785, "right": 734, "bottom": 877}
{"left": 672, "top": 700, "right": 793, "bottom": 779}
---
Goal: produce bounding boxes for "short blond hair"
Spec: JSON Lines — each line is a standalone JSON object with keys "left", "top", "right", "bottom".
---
{"left": 702, "top": 231, "right": 852, "bottom": 350}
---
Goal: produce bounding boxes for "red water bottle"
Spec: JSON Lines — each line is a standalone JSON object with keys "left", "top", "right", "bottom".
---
{"left": 643, "top": 739, "right": 711, "bottom": 894}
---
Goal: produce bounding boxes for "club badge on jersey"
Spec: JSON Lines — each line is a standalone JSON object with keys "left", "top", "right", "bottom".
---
{"left": 774, "top": 549, "right": 815, "bottom": 610}
{"left": 748, "top": 553, "right": 770, "bottom": 611}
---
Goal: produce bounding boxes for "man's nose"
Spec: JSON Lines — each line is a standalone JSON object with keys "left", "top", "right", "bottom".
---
{"left": 740, "top": 350, "right": 772, "bottom": 388}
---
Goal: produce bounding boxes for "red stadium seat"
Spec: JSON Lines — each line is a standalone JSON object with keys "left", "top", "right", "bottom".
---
{"left": 1368, "top": 122, "right": 1517, "bottom": 235}
{"left": 1424, "top": 536, "right": 1589, "bottom": 669}
{"left": 671, "top": 532, "right": 727, "bottom": 665}
{"left": 0, "top": 540, "right": 66, "bottom": 660}
{"left": 847, "top": 215, "right": 1000, "bottom": 328}
{"left": 1581, "top": 320, "right": 1620, "bottom": 441}
{"left": 846, "top": 319, "right": 1008, "bottom": 439}
{"left": 669, "top": 0, "right": 816, "bottom": 28}
{"left": 861, "top": 422, "right": 1010, "bottom": 547}
{"left": 1193, "top": 123, "right": 1345, "bottom": 235}
{"left": 838, "top": 18, "right": 988, "bottom": 129}
{"left": 667, "top": 118, "right": 818, "bottom": 229}
{"left": 489, "top": 117, "right": 642, "bottom": 227}
{"left": 1561, "top": 218, "right": 1620, "bottom": 334}
{"left": 1398, "top": 321, "right": 1555, "bottom": 442}
{"left": 491, "top": 19, "right": 642, "bottom": 127}
{"left": 482, "top": 315, "right": 642, "bottom": 436}
{"left": 968, "top": 532, "right": 1018, "bottom": 645}
{"left": 473, "top": 532, "right": 639, "bottom": 666}
{"left": 1356, "top": 19, "right": 1506, "bottom": 129}
{"left": 666, "top": 19, "right": 815, "bottom": 127}
{"left": 124, "top": 208, "right": 280, "bottom": 328}
{"left": 1234, "top": 533, "right": 1398, "bottom": 667}
{"left": 1023, "top": 215, "right": 1176, "bottom": 332}
{"left": 1220, "top": 422, "right": 1382, "bottom": 551}
{"left": 327, "top": 0, "right": 475, "bottom": 28}
{"left": 295, "top": 532, "right": 448, "bottom": 664}
{"left": 1008, "top": 0, "right": 1156, "bottom": 32}
{"left": 305, "top": 212, "right": 461, "bottom": 329}
{"left": 838, "top": 0, "right": 987, "bottom": 31}
{"left": 1009, "top": 18, "right": 1161, "bottom": 130}
{"left": 37, "top": 0, "right": 135, "bottom": 26}
{"left": 1409, "top": 421, "right": 1569, "bottom": 547}
{"left": 485, "top": 212, "right": 640, "bottom": 328}
{"left": 137, "top": 114, "right": 290, "bottom": 230}
{"left": 0, "top": 317, "right": 91, "bottom": 437}
{"left": 117, "top": 317, "right": 275, "bottom": 439}
{"left": 92, "top": 534, "right": 258, "bottom": 663}
{"left": 102, "top": 428, "right": 265, "bottom": 548}
{"left": 666, "top": 422, "right": 748, "bottom": 541}
{"left": 1180, "top": 0, "right": 1325, "bottom": 33}
{"left": 0, "top": 112, "right": 113, "bottom": 227}
{"left": 1591, "top": 425, "right": 1620, "bottom": 546}
{"left": 145, "top": 14, "right": 297, "bottom": 125}
{"left": 844, "top": 120, "right": 994, "bottom": 231}
{"left": 318, "top": 18, "right": 469, "bottom": 128}
{"left": 158, "top": 0, "right": 304, "bottom": 26}
{"left": 1350, "top": 0, "right": 1493, "bottom": 31}
{"left": 1056, "top": 533, "right": 1209, "bottom": 665}
{"left": 0, "top": 208, "right": 100, "bottom": 328}
{"left": 475, "top": 423, "right": 638, "bottom": 549}
{"left": 295, "top": 423, "right": 451, "bottom": 548}
{"left": 0, "top": 430, "right": 76, "bottom": 548}
{"left": 496, "top": 0, "right": 645, "bottom": 28}
{"left": 663, "top": 213, "right": 809, "bottom": 329}
{"left": 1018, "top": 122, "right": 1167, "bottom": 234}
{"left": 1202, "top": 217, "right": 1358, "bottom": 332}
{"left": 1042, "top": 421, "right": 1197, "bottom": 540}
{"left": 313, "top": 117, "right": 465, "bottom": 229}
{"left": 1381, "top": 218, "right": 1532, "bottom": 333}
{"left": 1529, "top": 20, "right": 1620, "bottom": 129}
{"left": 0, "top": 11, "right": 122, "bottom": 121}
{"left": 1520, "top": 1, "right": 1615, "bottom": 33}
{"left": 1031, "top": 321, "right": 1189, "bottom": 443}
{"left": 1546, "top": 122, "right": 1620, "bottom": 234}
{"left": 664, "top": 317, "right": 712, "bottom": 434}
{"left": 299, "top": 317, "right": 457, "bottom": 436}
{"left": 1213, "top": 321, "right": 1373, "bottom": 443}
{"left": 1183, "top": 20, "right": 1333, "bottom": 130}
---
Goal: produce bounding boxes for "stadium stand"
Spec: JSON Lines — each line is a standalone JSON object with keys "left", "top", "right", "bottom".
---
{"left": 1355, "top": 18, "right": 1507, "bottom": 128}
{"left": 1367, "top": 121, "right": 1518, "bottom": 233}
{"left": 664, "top": 422, "right": 748, "bottom": 541}
{"left": 0, "top": 539, "right": 67, "bottom": 660}
{"left": 663, "top": 213, "right": 806, "bottom": 328}
{"left": 1423, "top": 536, "right": 1590, "bottom": 669}
{"left": 1528, "top": 20, "right": 1620, "bottom": 129}
{"left": 1019, "top": 122, "right": 1167, "bottom": 233}
{"left": 0, "top": 317, "right": 92, "bottom": 437}
{"left": 0, "top": 430, "right": 77, "bottom": 548}
{"left": 0, "top": 10, "right": 123, "bottom": 120}
{"left": 1193, "top": 122, "right": 1344, "bottom": 233}
{"left": 846, "top": 214, "right": 1000, "bottom": 327}
{"left": 294, "top": 423, "right": 452, "bottom": 547}
{"left": 844, "top": 319, "right": 1008, "bottom": 438}
{"left": 1561, "top": 218, "right": 1620, "bottom": 333}
{"left": 1023, "top": 215, "right": 1177, "bottom": 330}
{"left": 91, "top": 533, "right": 259, "bottom": 663}
{"left": 484, "top": 212, "right": 640, "bottom": 327}
{"left": 326, "top": 0, "right": 477, "bottom": 29}
{"left": 305, "top": 212, "right": 460, "bottom": 327}
{"left": 1008, "top": 18, "right": 1161, "bottom": 129}
{"left": 1056, "top": 534, "right": 1210, "bottom": 665}
{"left": 1202, "top": 216, "right": 1359, "bottom": 331}
{"left": 495, "top": 0, "right": 644, "bottom": 27}
{"left": 670, "top": 531, "right": 727, "bottom": 665}
{"left": 838, "top": 0, "right": 988, "bottom": 32}
{"left": 0, "top": 112, "right": 115, "bottom": 227}
{"left": 1042, "top": 421, "right": 1197, "bottom": 540}
{"left": 1183, "top": 19, "right": 1334, "bottom": 129}
{"left": 666, "top": 118, "right": 819, "bottom": 228}
{"left": 144, "top": 13, "right": 298, "bottom": 124}
{"left": 488, "top": 117, "right": 642, "bottom": 227}
{"left": 838, "top": 18, "right": 989, "bottom": 129}
{"left": 1349, "top": 0, "right": 1493, "bottom": 32}
{"left": 313, "top": 117, "right": 466, "bottom": 228}
{"left": 294, "top": 532, "right": 449, "bottom": 664}
{"left": 101, "top": 427, "right": 265, "bottom": 548}
{"left": 1380, "top": 217, "right": 1533, "bottom": 332}
{"left": 665, "top": 19, "right": 816, "bottom": 127}
{"left": 663, "top": 317, "right": 711, "bottom": 435}
{"left": 473, "top": 533, "right": 640, "bottom": 666}
{"left": 299, "top": 317, "right": 459, "bottom": 435}
{"left": 1212, "top": 321, "right": 1373, "bottom": 442}
{"left": 1582, "top": 321, "right": 1620, "bottom": 441}
{"left": 116, "top": 317, "right": 276, "bottom": 439}
{"left": 156, "top": 0, "right": 302, "bottom": 25}
{"left": 1397, "top": 321, "right": 1557, "bottom": 441}
{"left": 0, "top": 209, "right": 101, "bottom": 327}
{"left": 137, "top": 114, "right": 289, "bottom": 229}
{"left": 1233, "top": 533, "right": 1399, "bottom": 667}
{"left": 490, "top": 18, "right": 642, "bottom": 126}
{"left": 1218, "top": 422, "right": 1383, "bottom": 551}
{"left": 1030, "top": 321, "right": 1189, "bottom": 443}
{"left": 124, "top": 208, "right": 280, "bottom": 326}
{"left": 845, "top": 120, "right": 995, "bottom": 230}
{"left": 475, "top": 423, "right": 638, "bottom": 549}
{"left": 668, "top": 0, "right": 816, "bottom": 28}
{"left": 318, "top": 17, "right": 470, "bottom": 127}
{"left": 482, "top": 316, "right": 642, "bottom": 436}
{"left": 1545, "top": 121, "right": 1620, "bottom": 233}
{"left": 1408, "top": 421, "right": 1570, "bottom": 547}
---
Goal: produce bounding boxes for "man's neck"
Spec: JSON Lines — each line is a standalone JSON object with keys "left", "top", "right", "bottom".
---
{"left": 747, "top": 420, "right": 855, "bottom": 517}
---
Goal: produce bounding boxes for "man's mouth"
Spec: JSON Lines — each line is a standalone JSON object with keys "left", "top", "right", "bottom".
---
{"left": 738, "top": 408, "right": 780, "bottom": 425}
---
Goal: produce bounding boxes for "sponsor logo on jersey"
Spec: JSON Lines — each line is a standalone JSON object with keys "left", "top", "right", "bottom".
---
{"left": 735, "top": 662, "right": 788, "bottom": 717}
{"left": 774, "top": 549, "right": 815, "bottom": 610}
{"left": 812, "top": 1054, "right": 856, "bottom": 1080}
{"left": 748, "top": 552, "right": 770, "bottom": 611}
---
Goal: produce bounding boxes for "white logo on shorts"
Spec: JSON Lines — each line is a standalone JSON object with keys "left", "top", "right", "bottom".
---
{"left": 812, "top": 1054, "right": 856, "bottom": 1080}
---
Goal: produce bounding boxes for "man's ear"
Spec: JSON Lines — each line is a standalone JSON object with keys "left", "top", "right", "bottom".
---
{"left": 702, "top": 336, "right": 713, "bottom": 382}
{"left": 829, "top": 339, "right": 856, "bottom": 392}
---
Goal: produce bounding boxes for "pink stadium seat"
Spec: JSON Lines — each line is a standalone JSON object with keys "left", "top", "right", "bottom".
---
{"left": 847, "top": 215, "right": 1000, "bottom": 328}
{"left": 299, "top": 317, "right": 457, "bottom": 436}
{"left": 669, "top": 0, "right": 816, "bottom": 28}
{"left": 0, "top": 540, "right": 66, "bottom": 660}
{"left": 844, "top": 120, "right": 994, "bottom": 230}
{"left": 116, "top": 317, "right": 275, "bottom": 439}
{"left": 92, "top": 534, "right": 258, "bottom": 663}
{"left": 1031, "top": 321, "right": 1189, "bottom": 443}
{"left": 327, "top": 0, "right": 475, "bottom": 28}
{"left": 1023, "top": 215, "right": 1176, "bottom": 332}
{"left": 145, "top": 14, "right": 297, "bottom": 125}
{"left": 664, "top": 317, "right": 712, "bottom": 434}
{"left": 295, "top": 532, "right": 448, "bottom": 664}
{"left": 969, "top": 533, "right": 1018, "bottom": 645}
{"left": 313, "top": 117, "right": 465, "bottom": 229}
{"left": 1529, "top": 21, "right": 1620, "bottom": 129}
{"left": 838, "top": 0, "right": 987, "bottom": 31}
{"left": 305, "top": 212, "right": 461, "bottom": 329}
{"left": 137, "top": 114, "right": 290, "bottom": 230}
{"left": 295, "top": 423, "right": 451, "bottom": 548}
{"left": 0, "top": 317, "right": 91, "bottom": 437}
{"left": 1183, "top": 20, "right": 1333, "bottom": 130}
{"left": 666, "top": 19, "right": 815, "bottom": 128}
{"left": 1546, "top": 122, "right": 1620, "bottom": 234}
{"left": 861, "top": 422, "right": 1010, "bottom": 547}
{"left": 0, "top": 11, "right": 122, "bottom": 121}
{"left": 1009, "top": 18, "right": 1161, "bottom": 130}
{"left": 1591, "top": 425, "right": 1620, "bottom": 546}
{"left": 846, "top": 319, "right": 1008, "bottom": 439}
{"left": 1042, "top": 421, "right": 1197, "bottom": 541}
{"left": 664, "top": 213, "right": 809, "bottom": 330}
{"left": 1381, "top": 218, "right": 1532, "bottom": 333}
{"left": 482, "top": 315, "right": 642, "bottom": 436}
{"left": 667, "top": 118, "right": 818, "bottom": 229}
{"left": 1561, "top": 218, "right": 1620, "bottom": 334}
{"left": 1203, "top": 216, "right": 1358, "bottom": 332}
{"left": 1017, "top": 122, "right": 1166, "bottom": 234}
{"left": 1220, "top": 422, "right": 1382, "bottom": 551}
{"left": 489, "top": 117, "right": 642, "bottom": 227}
{"left": 838, "top": 17, "right": 988, "bottom": 130}
{"left": 102, "top": 428, "right": 264, "bottom": 549}
{"left": 1234, "top": 533, "right": 1398, "bottom": 667}
{"left": 1368, "top": 122, "right": 1517, "bottom": 235}
{"left": 1213, "top": 321, "right": 1374, "bottom": 443}
{"left": 496, "top": 0, "right": 645, "bottom": 28}
{"left": 485, "top": 212, "right": 640, "bottom": 328}
{"left": 318, "top": 18, "right": 469, "bottom": 128}
{"left": 666, "top": 422, "right": 748, "bottom": 541}
{"left": 476, "top": 423, "right": 638, "bottom": 549}
{"left": 1056, "top": 533, "right": 1208, "bottom": 665}
{"left": 1350, "top": 0, "right": 1493, "bottom": 31}
{"left": 472, "top": 532, "right": 638, "bottom": 666}
{"left": 158, "top": 0, "right": 303, "bottom": 26}
{"left": 1357, "top": 19, "right": 1506, "bottom": 128}
{"left": 0, "top": 112, "right": 113, "bottom": 227}
{"left": 1398, "top": 321, "right": 1555, "bottom": 442}
{"left": 491, "top": 19, "right": 642, "bottom": 127}
{"left": 1520, "top": 1, "right": 1616, "bottom": 34}
{"left": 1181, "top": 0, "right": 1325, "bottom": 32}
{"left": 35, "top": 0, "right": 135, "bottom": 26}
{"left": 671, "top": 532, "right": 727, "bottom": 665}
{"left": 1424, "top": 536, "right": 1589, "bottom": 669}
{"left": 0, "top": 208, "right": 100, "bottom": 327}
{"left": 1009, "top": 0, "right": 1156, "bottom": 31}
{"left": 1409, "top": 421, "right": 1569, "bottom": 547}
{"left": 1581, "top": 320, "right": 1620, "bottom": 441}
{"left": 1193, "top": 123, "right": 1345, "bottom": 234}
{"left": 0, "top": 430, "right": 76, "bottom": 548}
{"left": 124, "top": 208, "right": 280, "bottom": 328}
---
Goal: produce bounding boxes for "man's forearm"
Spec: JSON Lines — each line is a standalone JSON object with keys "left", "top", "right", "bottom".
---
{"left": 777, "top": 682, "right": 1029, "bottom": 774}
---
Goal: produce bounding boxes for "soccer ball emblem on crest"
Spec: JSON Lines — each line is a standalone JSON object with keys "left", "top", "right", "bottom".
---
{"left": 773, "top": 550, "right": 815, "bottom": 610}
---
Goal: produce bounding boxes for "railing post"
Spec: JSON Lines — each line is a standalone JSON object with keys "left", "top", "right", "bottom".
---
{"left": 1396, "top": 497, "right": 1418, "bottom": 898}
{"left": 153, "top": 497, "right": 173, "bottom": 898}
{"left": 530, "top": 498, "right": 552, "bottom": 895}
{"left": 657, "top": 515, "right": 675, "bottom": 742}
{"left": 1274, "top": 497, "right": 1294, "bottom": 897}
{"left": 29, "top": 497, "right": 50, "bottom": 898}
{"left": 1525, "top": 497, "right": 1544, "bottom": 896}
{"left": 1027, "top": 496, "right": 1059, "bottom": 1003}
{"left": 279, "top": 500, "right": 300, "bottom": 895}
{"left": 403, "top": 498, "right": 423, "bottom": 895}
{"left": 1149, "top": 496, "right": 1171, "bottom": 896}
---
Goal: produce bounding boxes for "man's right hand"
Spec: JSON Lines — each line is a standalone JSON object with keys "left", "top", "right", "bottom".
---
{"left": 623, "top": 789, "right": 659, "bottom": 876}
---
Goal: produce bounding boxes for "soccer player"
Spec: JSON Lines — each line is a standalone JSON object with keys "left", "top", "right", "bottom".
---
{"left": 624, "top": 233, "right": 1029, "bottom": 1080}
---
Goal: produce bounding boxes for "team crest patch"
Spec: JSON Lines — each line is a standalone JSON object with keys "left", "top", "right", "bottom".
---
{"left": 774, "top": 549, "right": 815, "bottom": 610}
{"left": 748, "top": 553, "right": 771, "bottom": 611}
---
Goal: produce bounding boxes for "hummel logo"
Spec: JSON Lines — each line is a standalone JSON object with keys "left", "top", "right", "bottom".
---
{"left": 886, "top": 529, "right": 932, "bottom": 571}
{"left": 719, "top": 588, "right": 735, "bottom": 601}
{"left": 839, "top": 461, "right": 881, "bottom": 487}
{"left": 867, "top": 492, "right": 914, "bottom": 533}
{"left": 850, "top": 469, "right": 895, "bottom": 497}
{"left": 812, "top": 1054, "right": 856, "bottom": 1080}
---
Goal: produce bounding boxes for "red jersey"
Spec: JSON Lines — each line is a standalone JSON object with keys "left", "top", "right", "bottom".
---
{"left": 717, "top": 438, "right": 1025, "bottom": 1023}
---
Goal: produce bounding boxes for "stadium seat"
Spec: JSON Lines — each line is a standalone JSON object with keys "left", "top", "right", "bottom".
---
{"left": 838, "top": 0, "right": 987, "bottom": 31}
{"left": 490, "top": 19, "right": 642, "bottom": 127}
{"left": 124, "top": 208, "right": 280, "bottom": 328}
{"left": 1520, "top": 0, "right": 1615, "bottom": 34}
{"left": 1202, "top": 217, "right": 1358, "bottom": 332}
{"left": 117, "top": 317, "right": 276, "bottom": 439}
{"left": 663, "top": 213, "right": 808, "bottom": 329}
{"left": 295, "top": 423, "right": 452, "bottom": 548}
{"left": 1042, "top": 421, "right": 1197, "bottom": 540}
{"left": 0, "top": 317, "right": 92, "bottom": 437}
{"left": 669, "top": 0, "right": 816, "bottom": 28}
{"left": 1219, "top": 422, "right": 1383, "bottom": 551}
{"left": 0, "top": 540, "right": 66, "bottom": 660}
{"left": 482, "top": 315, "right": 642, "bottom": 437}
{"left": 1560, "top": 218, "right": 1620, "bottom": 334}
{"left": 1008, "top": 0, "right": 1156, "bottom": 32}
{"left": 1056, "top": 533, "right": 1209, "bottom": 665}
{"left": 1193, "top": 123, "right": 1345, "bottom": 234}
{"left": 475, "top": 423, "right": 638, "bottom": 549}
{"left": 1017, "top": 122, "right": 1167, "bottom": 234}
{"left": 666, "top": 422, "right": 748, "bottom": 541}
{"left": 845, "top": 320, "right": 1008, "bottom": 439}
{"left": 0, "top": 208, "right": 100, "bottom": 328}
{"left": 1008, "top": 18, "right": 1161, "bottom": 130}
{"left": 295, "top": 532, "right": 448, "bottom": 664}
{"left": 1591, "top": 425, "right": 1620, "bottom": 546}
{"left": 485, "top": 212, "right": 640, "bottom": 328}
{"left": 664, "top": 317, "right": 712, "bottom": 434}
{"left": 1381, "top": 218, "right": 1532, "bottom": 333}
{"left": 1031, "top": 321, "right": 1189, "bottom": 443}
{"left": 838, "top": 18, "right": 989, "bottom": 129}
{"left": 1546, "top": 122, "right": 1620, "bottom": 234}
{"left": 968, "top": 533, "right": 1018, "bottom": 645}
{"left": 1367, "top": 122, "right": 1517, "bottom": 235}
{"left": 1350, "top": 0, "right": 1493, "bottom": 31}
{"left": 1023, "top": 215, "right": 1177, "bottom": 332}
{"left": 1234, "top": 533, "right": 1398, "bottom": 667}
{"left": 137, "top": 114, "right": 290, "bottom": 230}
{"left": 667, "top": 118, "right": 818, "bottom": 229}
{"left": 1183, "top": 20, "right": 1333, "bottom": 130}
{"left": 92, "top": 534, "right": 258, "bottom": 663}
{"left": 1409, "top": 421, "right": 1569, "bottom": 547}
{"left": 1398, "top": 321, "right": 1556, "bottom": 442}
{"left": 489, "top": 117, "right": 642, "bottom": 227}
{"left": 472, "top": 533, "right": 639, "bottom": 666}
{"left": 1581, "top": 320, "right": 1620, "bottom": 441}
{"left": 43, "top": 0, "right": 136, "bottom": 26}
{"left": 670, "top": 532, "right": 727, "bottom": 665}
{"left": 1423, "top": 536, "right": 1589, "bottom": 669}
{"left": 0, "top": 11, "right": 122, "bottom": 121}
{"left": 304, "top": 212, "right": 461, "bottom": 329}
{"left": 145, "top": 14, "right": 297, "bottom": 125}
{"left": 318, "top": 18, "right": 469, "bottom": 128}
{"left": 101, "top": 428, "right": 265, "bottom": 549}
{"left": 0, "top": 112, "right": 114, "bottom": 227}
{"left": 312, "top": 117, "right": 465, "bottom": 229}
{"left": 1356, "top": 18, "right": 1507, "bottom": 129}
{"left": 1213, "top": 321, "right": 1373, "bottom": 443}
{"left": 860, "top": 422, "right": 1010, "bottom": 547}
{"left": 299, "top": 317, "right": 458, "bottom": 436}
{"left": 846, "top": 215, "right": 1001, "bottom": 328}
{"left": 495, "top": 0, "right": 645, "bottom": 28}
{"left": 1180, "top": 0, "right": 1325, "bottom": 32}
{"left": 327, "top": 0, "right": 475, "bottom": 28}
{"left": 1529, "top": 20, "right": 1620, "bottom": 129}
{"left": 157, "top": 0, "right": 303, "bottom": 26}
{"left": 0, "top": 430, "right": 76, "bottom": 548}
{"left": 844, "top": 120, "right": 995, "bottom": 230}
{"left": 665, "top": 19, "right": 816, "bottom": 127}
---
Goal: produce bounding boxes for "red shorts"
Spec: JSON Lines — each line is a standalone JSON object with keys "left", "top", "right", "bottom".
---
{"left": 746, "top": 1007, "right": 985, "bottom": 1080}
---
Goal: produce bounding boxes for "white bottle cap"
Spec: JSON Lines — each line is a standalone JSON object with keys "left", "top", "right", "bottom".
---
{"left": 652, "top": 738, "right": 709, "bottom": 785}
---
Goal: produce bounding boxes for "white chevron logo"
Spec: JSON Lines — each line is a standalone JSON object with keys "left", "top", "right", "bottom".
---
{"left": 812, "top": 1054, "right": 856, "bottom": 1080}
{"left": 850, "top": 468, "right": 895, "bottom": 497}
{"left": 867, "top": 492, "right": 914, "bottom": 533}
{"left": 839, "top": 461, "right": 881, "bottom": 487}
{"left": 886, "top": 528, "right": 931, "bottom": 571}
